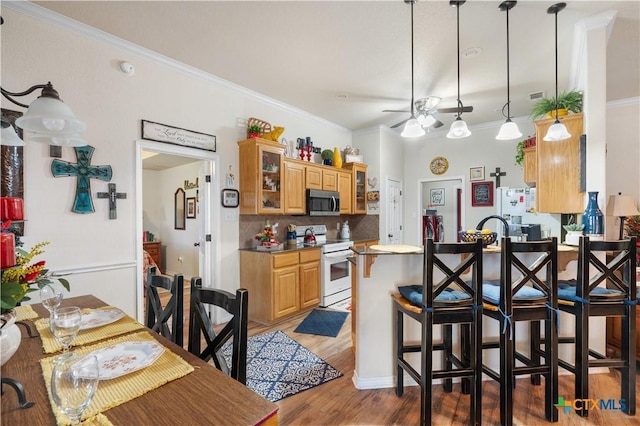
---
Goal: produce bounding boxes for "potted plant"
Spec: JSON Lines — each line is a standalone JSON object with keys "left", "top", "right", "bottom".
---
{"left": 530, "top": 90, "right": 583, "bottom": 120}
{"left": 321, "top": 149, "right": 333, "bottom": 166}
{"left": 247, "top": 124, "right": 262, "bottom": 138}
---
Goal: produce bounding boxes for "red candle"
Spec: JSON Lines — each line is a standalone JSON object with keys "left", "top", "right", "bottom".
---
{"left": 1, "top": 232, "right": 16, "bottom": 268}
{"left": 0, "top": 198, "right": 24, "bottom": 221}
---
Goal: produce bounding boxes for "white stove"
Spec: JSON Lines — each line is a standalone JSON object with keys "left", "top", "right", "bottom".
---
{"left": 295, "top": 225, "right": 353, "bottom": 307}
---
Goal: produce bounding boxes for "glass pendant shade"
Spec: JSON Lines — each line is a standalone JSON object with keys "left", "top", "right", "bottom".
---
{"left": 447, "top": 117, "right": 471, "bottom": 139}
{"left": 1, "top": 125, "right": 25, "bottom": 146}
{"left": 28, "top": 133, "right": 87, "bottom": 147}
{"left": 417, "top": 114, "right": 436, "bottom": 128}
{"left": 15, "top": 97, "right": 86, "bottom": 135}
{"left": 496, "top": 119, "right": 522, "bottom": 140}
{"left": 401, "top": 117, "right": 425, "bottom": 138}
{"left": 543, "top": 120, "right": 571, "bottom": 141}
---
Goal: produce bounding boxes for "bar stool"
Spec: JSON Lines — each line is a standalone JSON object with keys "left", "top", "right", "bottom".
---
{"left": 392, "top": 238, "right": 483, "bottom": 425}
{"left": 482, "top": 237, "right": 559, "bottom": 425}
{"left": 556, "top": 236, "right": 636, "bottom": 417}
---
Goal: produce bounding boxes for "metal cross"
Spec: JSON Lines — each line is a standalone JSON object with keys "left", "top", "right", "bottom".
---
{"left": 51, "top": 145, "right": 112, "bottom": 214}
{"left": 489, "top": 167, "right": 507, "bottom": 188}
{"left": 97, "top": 183, "right": 127, "bottom": 219}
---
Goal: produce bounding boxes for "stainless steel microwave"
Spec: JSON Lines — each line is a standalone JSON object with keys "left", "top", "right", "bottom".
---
{"left": 306, "top": 189, "right": 340, "bottom": 216}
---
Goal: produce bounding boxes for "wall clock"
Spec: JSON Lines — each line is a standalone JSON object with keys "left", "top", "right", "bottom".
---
{"left": 429, "top": 156, "right": 449, "bottom": 175}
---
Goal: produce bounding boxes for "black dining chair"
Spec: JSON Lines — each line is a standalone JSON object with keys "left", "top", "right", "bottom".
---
{"left": 188, "top": 277, "right": 249, "bottom": 384}
{"left": 556, "top": 236, "right": 636, "bottom": 417}
{"left": 145, "top": 267, "right": 184, "bottom": 347}
{"left": 392, "top": 238, "right": 484, "bottom": 426}
{"left": 482, "top": 237, "right": 559, "bottom": 426}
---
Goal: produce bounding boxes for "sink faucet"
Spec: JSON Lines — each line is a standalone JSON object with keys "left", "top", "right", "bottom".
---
{"left": 476, "top": 215, "right": 510, "bottom": 238}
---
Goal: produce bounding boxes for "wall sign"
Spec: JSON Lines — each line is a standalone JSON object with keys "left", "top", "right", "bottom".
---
{"left": 142, "top": 119, "right": 216, "bottom": 152}
{"left": 430, "top": 188, "right": 445, "bottom": 206}
{"left": 471, "top": 181, "right": 494, "bottom": 207}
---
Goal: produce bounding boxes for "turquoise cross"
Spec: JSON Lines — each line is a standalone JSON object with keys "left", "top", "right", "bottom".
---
{"left": 51, "top": 145, "right": 112, "bottom": 214}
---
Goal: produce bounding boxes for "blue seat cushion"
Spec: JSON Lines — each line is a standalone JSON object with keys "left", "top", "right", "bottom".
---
{"left": 398, "top": 285, "right": 471, "bottom": 307}
{"left": 558, "top": 279, "right": 625, "bottom": 301}
{"left": 481, "top": 279, "right": 546, "bottom": 305}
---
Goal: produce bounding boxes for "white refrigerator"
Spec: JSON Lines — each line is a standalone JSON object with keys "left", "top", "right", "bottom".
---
{"left": 496, "top": 187, "right": 562, "bottom": 240}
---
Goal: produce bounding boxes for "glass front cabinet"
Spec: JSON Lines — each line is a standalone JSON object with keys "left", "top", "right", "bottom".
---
{"left": 238, "top": 138, "right": 284, "bottom": 214}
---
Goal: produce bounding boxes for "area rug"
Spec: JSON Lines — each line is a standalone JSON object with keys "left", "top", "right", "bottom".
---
{"left": 329, "top": 298, "right": 352, "bottom": 313}
{"left": 294, "top": 308, "right": 348, "bottom": 337}
{"left": 222, "top": 330, "right": 342, "bottom": 402}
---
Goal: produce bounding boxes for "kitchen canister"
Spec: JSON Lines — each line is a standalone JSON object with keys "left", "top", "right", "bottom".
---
{"left": 582, "top": 191, "right": 604, "bottom": 239}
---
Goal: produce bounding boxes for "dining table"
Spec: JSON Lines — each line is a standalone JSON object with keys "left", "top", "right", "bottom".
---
{"left": 1, "top": 295, "right": 278, "bottom": 425}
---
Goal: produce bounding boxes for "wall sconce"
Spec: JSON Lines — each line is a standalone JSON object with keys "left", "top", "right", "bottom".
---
{"left": 606, "top": 192, "right": 640, "bottom": 240}
{"left": 1, "top": 82, "right": 87, "bottom": 148}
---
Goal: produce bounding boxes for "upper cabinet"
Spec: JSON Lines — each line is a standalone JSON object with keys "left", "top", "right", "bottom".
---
{"left": 344, "top": 162, "right": 367, "bottom": 214}
{"left": 305, "top": 165, "right": 337, "bottom": 191}
{"left": 238, "top": 138, "right": 284, "bottom": 215}
{"left": 338, "top": 171, "right": 352, "bottom": 215}
{"left": 534, "top": 113, "right": 584, "bottom": 213}
{"left": 283, "top": 160, "right": 306, "bottom": 215}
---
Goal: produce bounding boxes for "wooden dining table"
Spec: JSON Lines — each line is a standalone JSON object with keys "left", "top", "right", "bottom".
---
{"left": 1, "top": 295, "right": 278, "bottom": 425}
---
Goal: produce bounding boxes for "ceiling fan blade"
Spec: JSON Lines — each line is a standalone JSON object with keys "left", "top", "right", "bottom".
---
{"left": 433, "top": 118, "right": 444, "bottom": 128}
{"left": 390, "top": 118, "right": 410, "bottom": 129}
{"left": 383, "top": 109, "right": 410, "bottom": 113}
{"left": 437, "top": 106, "right": 474, "bottom": 114}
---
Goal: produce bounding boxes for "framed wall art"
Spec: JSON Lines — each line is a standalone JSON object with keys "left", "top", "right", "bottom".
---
{"left": 142, "top": 119, "right": 216, "bottom": 152}
{"left": 186, "top": 197, "right": 197, "bottom": 219}
{"left": 430, "top": 188, "right": 445, "bottom": 206}
{"left": 469, "top": 166, "right": 485, "bottom": 181}
{"left": 471, "top": 181, "right": 494, "bottom": 207}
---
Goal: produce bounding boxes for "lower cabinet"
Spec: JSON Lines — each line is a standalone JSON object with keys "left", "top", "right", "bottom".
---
{"left": 240, "top": 248, "right": 321, "bottom": 324}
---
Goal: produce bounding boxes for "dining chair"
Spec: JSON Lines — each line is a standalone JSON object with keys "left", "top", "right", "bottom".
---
{"left": 556, "top": 236, "right": 636, "bottom": 417}
{"left": 145, "top": 267, "right": 184, "bottom": 347}
{"left": 187, "top": 277, "right": 249, "bottom": 384}
{"left": 482, "top": 237, "right": 559, "bottom": 425}
{"left": 392, "top": 238, "right": 484, "bottom": 426}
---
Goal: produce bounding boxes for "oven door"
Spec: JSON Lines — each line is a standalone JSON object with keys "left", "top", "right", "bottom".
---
{"left": 321, "top": 249, "right": 352, "bottom": 307}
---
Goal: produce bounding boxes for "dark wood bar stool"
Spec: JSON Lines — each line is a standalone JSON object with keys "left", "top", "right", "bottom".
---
{"left": 145, "top": 267, "right": 184, "bottom": 346}
{"left": 392, "top": 238, "right": 483, "bottom": 425}
{"left": 482, "top": 237, "right": 559, "bottom": 425}
{"left": 556, "top": 236, "right": 636, "bottom": 417}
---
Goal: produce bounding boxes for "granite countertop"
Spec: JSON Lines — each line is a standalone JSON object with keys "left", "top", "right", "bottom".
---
{"left": 240, "top": 238, "right": 377, "bottom": 253}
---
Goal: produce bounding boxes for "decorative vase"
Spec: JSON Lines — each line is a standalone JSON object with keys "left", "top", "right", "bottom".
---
{"left": 333, "top": 147, "right": 342, "bottom": 168}
{"left": 323, "top": 159, "right": 332, "bottom": 166}
{"left": 1, "top": 310, "right": 21, "bottom": 366}
{"left": 545, "top": 108, "right": 568, "bottom": 119}
{"left": 582, "top": 191, "right": 604, "bottom": 238}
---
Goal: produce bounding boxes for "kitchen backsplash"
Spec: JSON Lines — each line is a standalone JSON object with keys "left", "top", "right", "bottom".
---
{"left": 239, "top": 215, "right": 380, "bottom": 248}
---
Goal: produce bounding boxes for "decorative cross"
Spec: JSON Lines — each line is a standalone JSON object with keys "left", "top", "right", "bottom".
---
{"left": 489, "top": 167, "right": 507, "bottom": 188}
{"left": 51, "top": 145, "right": 112, "bottom": 214}
{"left": 97, "top": 183, "right": 127, "bottom": 219}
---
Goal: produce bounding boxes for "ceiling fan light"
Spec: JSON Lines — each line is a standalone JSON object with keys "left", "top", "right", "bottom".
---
{"left": 1, "top": 125, "right": 25, "bottom": 146}
{"left": 401, "top": 118, "right": 425, "bottom": 138}
{"left": 496, "top": 120, "right": 522, "bottom": 140}
{"left": 543, "top": 120, "right": 571, "bottom": 141}
{"left": 417, "top": 114, "right": 436, "bottom": 128}
{"left": 446, "top": 117, "right": 471, "bottom": 139}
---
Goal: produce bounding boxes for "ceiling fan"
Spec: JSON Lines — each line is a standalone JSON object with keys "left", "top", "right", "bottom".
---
{"left": 383, "top": 96, "right": 473, "bottom": 129}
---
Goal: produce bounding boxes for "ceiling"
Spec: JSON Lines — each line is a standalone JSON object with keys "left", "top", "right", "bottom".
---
{"left": 31, "top": 1, "right": 639, "bottom": 133}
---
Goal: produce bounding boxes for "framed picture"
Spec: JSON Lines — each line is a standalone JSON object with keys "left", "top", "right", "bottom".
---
{"left": 186, "top": 197, "right": 197, "bottom": 219}
{"left": 221, "top": 188, "right": 239, "bottom": 208}
{"left": 430, "top": 188, "right": 445, "bottom": 206}
{"left": 471, "top": 181, "right": 494, "bottom": 207}
{"left": 174, "top": 188, "right": 185, "bottom": 230}
{"left": 469, "top": 166, "right": 485, "bottom": 181}
{"left": 142, "top": 119, "right": 216, "bottom": 152}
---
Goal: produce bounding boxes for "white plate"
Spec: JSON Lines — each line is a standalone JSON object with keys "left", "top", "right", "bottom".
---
{"left": 80, "top": 308, "right": 126, "bottom": 331}
{"left": 85, "top": 341, "right": 165, "bottom": 380}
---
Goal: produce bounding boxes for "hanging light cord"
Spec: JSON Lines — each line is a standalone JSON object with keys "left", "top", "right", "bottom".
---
{"left": 456, "top": 3, "right": 462, "bottom": 117}
{"left": 505, "top": 6, "right": 511, "bottom": 119}
{"left": 410, "top": 0, "right": 416, "bottom": 118}
{"left": 553, "top": 7, "right": 559, "bottom": 121}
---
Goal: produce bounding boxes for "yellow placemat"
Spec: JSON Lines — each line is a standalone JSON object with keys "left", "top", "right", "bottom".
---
{"left": 35, "top": 307, "right": 145, "bottom": 354}
{"left": 15, "top": 304, "right": 38, "bottom": 321}
{"left": 40, "top": 331, "right": 195, "bottom": 426}
{"left": 81, "top": 414, "right": 113, "bottom": 426}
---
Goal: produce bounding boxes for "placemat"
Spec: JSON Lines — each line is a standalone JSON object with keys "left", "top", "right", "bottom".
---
{"left": 40, "top": 331, "right": 194, "bottom": 426}
{"left": 369, "top": 244, "right": 422, "bottom": 253}
{"left": 35, "top": 307, "right": 145, "bottom": 354}
{"left": 15, "top": 304, "right": 38, "bottom": 321}
{"left": 81, "top": 414, "right": 113, "bottom": 426}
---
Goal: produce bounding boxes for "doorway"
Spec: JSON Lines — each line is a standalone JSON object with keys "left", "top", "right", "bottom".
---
{"left": 135, "top": 140, "right": 219, "bottom": 323}
{"left": 418, "top": 177, "right": 465, "bottom": 244}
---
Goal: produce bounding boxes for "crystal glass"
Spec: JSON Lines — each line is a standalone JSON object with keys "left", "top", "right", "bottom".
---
{"left": 51, "top": 355, "right": 99, "bottom": 424}
{"left": 51, "top": 306, "right": 82, "bottom": 363}
{"left": 41, "top": 284, "right": 64, "bottom": 332}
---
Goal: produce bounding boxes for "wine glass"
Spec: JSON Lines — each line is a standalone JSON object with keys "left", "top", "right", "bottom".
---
{"left": 41, "top": 284, "right": 64, "bottom": 332}
{"left": 51, "top": 306, "right": 82, "bottom": 363}
{"left": 51, "top": 355, "right": 99, "bottom": 424}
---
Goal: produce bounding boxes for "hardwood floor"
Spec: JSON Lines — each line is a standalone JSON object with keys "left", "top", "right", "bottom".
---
{"left": 153, "top": 289, "right": 640, "bottom": 425}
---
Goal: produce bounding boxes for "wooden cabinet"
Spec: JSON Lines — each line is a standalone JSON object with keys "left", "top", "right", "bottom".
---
{"left": 338, "top": 171, "right": 352, "bottom": 215}
{"left": 305, "top": 164, "right": 337, "bottom": 191}
{"left": 283, "top": 160, "right": 306, "bottom": 214}
{"left": 533, "top": 113, "right": 584, "bottom": 213}
{"left": 143, "top": 241, "right": 162, "bottom": 273}
{"left": 523, "top": 146, "right": 537, "bottom": 186}
{"left": 237, "top": 138, "right": 284, "bottom": 215}
{"left": 240, "top": 248, "right": 321, "bottom": 324}
{"left": 344, "top": 162, "right": 368, "bottom": 214}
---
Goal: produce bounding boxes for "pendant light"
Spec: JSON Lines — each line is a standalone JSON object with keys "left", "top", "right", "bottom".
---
{"left": 401, "top": 0, "right": 425, "bottom": 138}
{"left": 447, "top": 1, "right": 471, "bottom": 139}
{"left": 0, "top": 117, "right": 25, "bottom": 146}
{"left": 544, "top": 3, "right": 571, "bottom": 141}
{"left": 496, "top": 1, "right": 522, "bottom": 140}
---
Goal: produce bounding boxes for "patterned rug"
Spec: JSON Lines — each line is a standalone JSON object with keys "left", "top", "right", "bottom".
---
{"left": 222, "top": 330, "right": 343, "bottom": 402}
